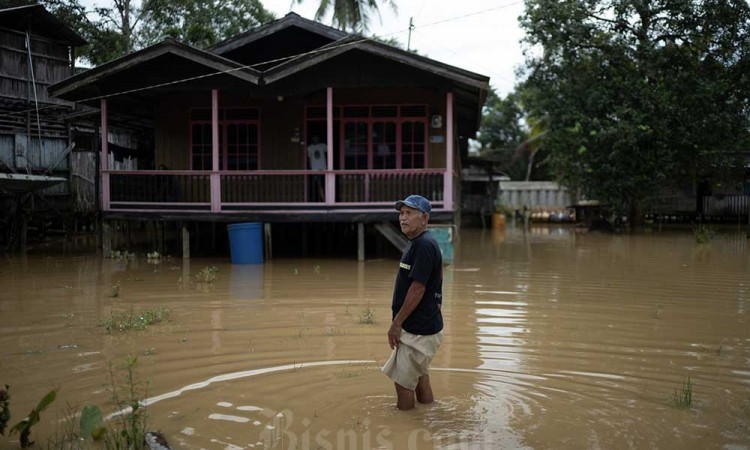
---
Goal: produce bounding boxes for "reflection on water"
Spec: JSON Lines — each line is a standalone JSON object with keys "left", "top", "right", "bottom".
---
{"left": 230, "top": 264, "right": 264, "bottom": 301}
{"left": 1, "top": 225, "right": 749, "bottom": 449}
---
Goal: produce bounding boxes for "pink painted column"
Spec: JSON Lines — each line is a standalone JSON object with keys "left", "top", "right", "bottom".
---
{"left": 444, "top": 92, "right": 454, "bottom": 210}
{"left": 325, "top": 87, "right": 335, "bottom": 204}
{"left": 100, "top": 98, "right": 110, "bottom": 210}
{"left": 210, "top": 89, "right": 221, "bottom": 212}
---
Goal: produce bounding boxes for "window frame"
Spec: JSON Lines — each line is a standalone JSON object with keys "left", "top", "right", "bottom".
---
{"left": 305, "top": 104, "right": 428, "bottom": 170}
{"left": 189, "top": 107, "right": 261, "bottom": 171}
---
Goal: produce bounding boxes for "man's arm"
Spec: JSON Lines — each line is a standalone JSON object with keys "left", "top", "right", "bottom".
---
{"left": 388, "top": 280, "right": 426, "bottom": 349}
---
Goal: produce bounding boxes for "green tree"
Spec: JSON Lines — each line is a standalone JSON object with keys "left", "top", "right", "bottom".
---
{"left": 521, "top": 0, "right": 750, "bottom": 225}
{"left": 477, "top": 88, "right": 529, "bottom": 180}
{"left": 295, "top": 0, "right": 397, "bottom": 33}
{"left": 139, "top": 0, "right": 275, "bottom": 49}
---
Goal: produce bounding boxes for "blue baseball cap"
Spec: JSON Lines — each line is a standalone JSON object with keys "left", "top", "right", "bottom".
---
{"left": 395, "top": 195, "right": 432, "bottom": 214}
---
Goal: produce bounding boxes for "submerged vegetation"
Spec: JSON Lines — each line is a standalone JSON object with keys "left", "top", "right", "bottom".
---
{"left": 0, "top": 385, "right": 10, "bottom": 436}
{"left": 194, "top": 266, "right": 219, "bottom": 283}
{"left": 5, "top": 389, "right": 57, "bottom": 448}
{"left": 693, "top": 223, "right": 716, "bottom": 243}
{"left": 101, "top": 307, "right": 171, "bottom": 334}
{"left": 1, "top": 358, "right": 154, "bottom": 450}
{"left": 359, "top": 302, "right": 376, "bottom": 324}
{"left": 668, "top": 377, "right": 693, "bottom": 409}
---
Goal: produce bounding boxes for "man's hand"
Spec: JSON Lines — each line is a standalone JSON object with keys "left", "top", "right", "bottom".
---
{"left": 388, "top": 322, "right": 402, "bottom": 349}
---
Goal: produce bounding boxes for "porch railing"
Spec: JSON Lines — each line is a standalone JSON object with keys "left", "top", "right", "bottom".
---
{"left": 336, "top": 170, "right": 444, "bottom": 204}
{"left": 105, "top": 169, "right": 445, "bottom": 211}
{"left": 109, "top": 171, "right": 211, "bottom": 209}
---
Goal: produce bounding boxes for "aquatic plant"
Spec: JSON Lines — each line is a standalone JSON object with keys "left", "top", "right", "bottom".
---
{"left": 109, "top": 251, "right": 134, "bottom": 260}
{"left": 653, "top": 303, "right": 662, "bottom": 319}
{"left": 101, "top": 307, "right": 171, "bottom": 334}
{"left": 0, "top": 385, "right": 9, "bottom": 436}
{"left": 359, "top": 302, "right": 376, "bottom": 324}
{"left": 9, "top": 389, "right": 57, "bottom": 448}
{"left": 194, "top": 266, "right": 218, "bottom": 283}
{"left": 693, "top": 223, "right": 715, "bottom": 243}
{"left": 323, "top": 326, "right": 341, "bottom": 336}
{"left": 668, "top": 376, "right": 693, "bottom": 409}
{"left": 45, "top": 404, "right": 89, "bottom": 450}
{"left": 102, "top": 357, "right": 150, "bottom": 450}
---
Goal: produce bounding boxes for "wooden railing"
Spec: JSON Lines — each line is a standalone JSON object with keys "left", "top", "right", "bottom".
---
{"left": 221, "top": 172, "right": 308, "bottom": 203}
{"left": 336, "top": 170, "right": 444, "bottom": 203}
{"left": 109, "top": 171, "right": 210, "bottom": 209}
{"left": 104, "top": 169, "right": 446, "bottom": 211}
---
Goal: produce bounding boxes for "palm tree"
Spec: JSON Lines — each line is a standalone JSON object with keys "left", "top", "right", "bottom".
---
{"left": 294, "top": 0, "right": 397, "bottom": 33}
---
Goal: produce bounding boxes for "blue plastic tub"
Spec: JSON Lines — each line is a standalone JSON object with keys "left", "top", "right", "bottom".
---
{"left": 227, "top": 222, "right": 264, "bottom": 264}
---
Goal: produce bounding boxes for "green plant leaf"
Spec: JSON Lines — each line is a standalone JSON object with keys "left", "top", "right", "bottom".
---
{"left": 80, "top": 405, "right": 104, "bottom": 440}
{"left": 34, "top": 390, "right": 57, "bottom": 415}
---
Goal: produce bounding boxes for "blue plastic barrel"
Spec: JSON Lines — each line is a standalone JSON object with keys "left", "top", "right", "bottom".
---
{"left": 227, "top": 222, "right": 264, "bottom": 264}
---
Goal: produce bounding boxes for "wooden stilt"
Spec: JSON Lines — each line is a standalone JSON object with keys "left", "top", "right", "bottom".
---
{"left": 301, "top": 223, "right": 308, "bottom": 256}
{"left": 182, "top": 223, "right": 190, "bottom": 260}
{"left": 19, "top": 213, "right": 27, "bottom": 253}
{"left": 102, "top": 221, "right": 112, "bottom": 256}
{"left": 358, "top": 222, "right": 365, "bottom": 262}
{"left": 264, "top": 223, "right": 272, "bottom": 261}
{"left": 211, "top": 222, "right": 216, "bottom": 252}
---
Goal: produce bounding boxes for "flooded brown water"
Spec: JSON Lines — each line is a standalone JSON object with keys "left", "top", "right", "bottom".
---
{"left": 1, "top": 225, "right": 749, "bottom": 449}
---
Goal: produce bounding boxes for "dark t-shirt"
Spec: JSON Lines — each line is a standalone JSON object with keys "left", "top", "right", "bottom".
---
{"left": 391, "top": 230, "right": 443, "bottom": 335}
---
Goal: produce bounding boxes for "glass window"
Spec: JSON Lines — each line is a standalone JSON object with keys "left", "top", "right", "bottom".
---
{"left": 343, "top": 122, "right": 368, "bottom": 169}
{"left": 190, "top": 108, "right": 260, "bottom": 170}
{"left": 373, "top": 121, "right": 396, "bottom": 169}
{"left": 401, "top": 121, "right": 426, "bottom": 169}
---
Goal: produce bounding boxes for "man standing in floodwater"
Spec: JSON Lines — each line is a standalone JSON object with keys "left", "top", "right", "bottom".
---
{"left": 382, "top": 195, "right": 444, "bottom": 410}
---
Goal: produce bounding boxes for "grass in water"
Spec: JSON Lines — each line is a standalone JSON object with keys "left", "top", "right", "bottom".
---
{"left": 359, "top": 302, "right": 375, "bottom": 324}
{"left": 101, "top": 307, "right": 171, "bottom": 334}
{"left": 668, "top": 376, "right": 693, "bottom": 409}
{"left": 693, "top": 223, "right": 715, "bottom": 243}
{"left": 194, "top": 266, "right": 219, "bottom": 283}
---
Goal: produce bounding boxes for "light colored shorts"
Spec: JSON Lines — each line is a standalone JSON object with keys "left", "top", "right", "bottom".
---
{"left": 382, "top": 330, "right": 443, "bottom": 390}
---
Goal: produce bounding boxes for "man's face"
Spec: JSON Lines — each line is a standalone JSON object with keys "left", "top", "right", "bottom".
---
{"left": 399, "top": 205, "right": 428, "bottom": 238}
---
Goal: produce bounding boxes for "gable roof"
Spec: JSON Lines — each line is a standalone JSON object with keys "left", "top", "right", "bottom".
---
{"left": 263, "top": 35, "right": 489, "bottom": 90}
{"left": 208, "top": 12, "right": 347, "bottom": 57}
{"left": 49, "top": 38, "right": 260, "bottom": 103}
{"left": 0, "top": 4, "right": 86, "bottom": 46}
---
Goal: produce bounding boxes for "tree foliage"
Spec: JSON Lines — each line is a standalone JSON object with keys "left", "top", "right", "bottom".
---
{"left": 296, "top": 0, "right": 397, "bottom": 33}
{"left": 0, "top": 0, "right": 275, "bottom": 66}
{"left": 477, "top": 88, "right": 529, "bottom": 180}
{"left": 521, "top": 0, "right": 750, "bottom": 220}
{"left": 139, "top": 0, "right": 275, "bottom": 50}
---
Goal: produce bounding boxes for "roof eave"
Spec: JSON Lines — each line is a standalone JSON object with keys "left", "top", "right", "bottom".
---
{"left": 208, "top": 13, "right": 348, "bottom": 56}
{"left": 49, "top": 40, "right": 260, "bottom": 100}
{"left": 264, "top": 37, "right": 489, "bottom": 91}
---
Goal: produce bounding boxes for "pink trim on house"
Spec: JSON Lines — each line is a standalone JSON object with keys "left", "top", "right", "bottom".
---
{"left": 325, "top": 87, "right": 335, "bottom": 204}
{"left": 101, "top": 98, "right": 110, "bottom": 210}
{"left": 212, "top": 90, "right": 219, "bottom": 170}
{"left": 211, "top": 90, "right": 220, "bottom": 212}
{"left": 445, "top": 92, "right": 454, "bottom": 210}
{"left": 102, "top": 168, "right": 445, "bottom": 213}
{"left": 210, "top": 172, "right": 221, "bottom": 212}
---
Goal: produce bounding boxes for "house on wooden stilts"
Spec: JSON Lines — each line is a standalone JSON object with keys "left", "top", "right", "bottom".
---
{"left": 49, "top": 13, "right": 489, "bottom": 260}
{"left": 0, "top": 5, "right": 89, "bottom": 250}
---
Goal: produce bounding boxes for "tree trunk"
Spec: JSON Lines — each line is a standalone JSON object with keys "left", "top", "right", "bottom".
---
{"left": 629, "top": 198, "right": 641, "bottom": 232}
{"left": 525, "top": 149, "right": 536, "bottom": 181}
